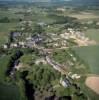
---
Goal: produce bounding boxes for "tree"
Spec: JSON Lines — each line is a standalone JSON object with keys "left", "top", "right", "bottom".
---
{"left": 0, "top": 17, "right": 10, "bottom": 23}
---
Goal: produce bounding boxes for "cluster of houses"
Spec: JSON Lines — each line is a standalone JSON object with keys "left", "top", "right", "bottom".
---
{"left": 60, "top": 72, "right": 81, "bottom": 88}
{"left": 44, "top": 28, "right": 95, "bottom": 48}
{"left": 68, "top": 72, "right": 81, "bottom": 80}
{"left": 60, "top": 28, "right": 91, "bottom": 46}
{"left": 56, "top": 7, "right": 66, "bottom": 12}
{"left": 3, "top": 27, "right": 95, "bottom": 50}
{"left": 3, "top": 31, "right": 44, "bottom": 49}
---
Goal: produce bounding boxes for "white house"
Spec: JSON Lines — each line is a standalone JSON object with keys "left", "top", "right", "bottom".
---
{"left": 3, "top": 44, "right": 8, "bottom": 49}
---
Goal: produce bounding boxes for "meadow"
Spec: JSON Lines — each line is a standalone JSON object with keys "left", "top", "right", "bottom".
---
{"left": 0, "top": 55, "right": 22, "bottom": 100}
{"left": 0, "top": 55, "right": 11, "bottom": 82}
{"left": 73, "top": 45, "right": 99, "bottom": 75}
{"left": 0, "top": 23, "right": 17, "bottom": 45}
{"left": 0, "top": 83, "right": 21, "bottom": 100}
{"left": 85, "top": 29, "right": 99, "bottom": 43}
{"left": 0, "top": 8, "right": 23, "bottom": 45}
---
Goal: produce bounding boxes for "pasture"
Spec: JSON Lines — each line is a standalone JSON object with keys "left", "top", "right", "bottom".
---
{"left": 73, "top": 45, "right": 99, "bottom": 75}
{"left": 0, "top": 55, "right": 11, "bottom": 82}
{"left": 68, "top": 12, "right": 99, "bottom": 20}
{"left": 0, "top": 83, "right": 21, "bottom": 100}
{"left": 0, "top": 23, "right": 17, "bottom": 45}
{"left": 85, "top": 29, "right": 99, "bottom": 43}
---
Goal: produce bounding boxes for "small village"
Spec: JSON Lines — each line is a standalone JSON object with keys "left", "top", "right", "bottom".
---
{"left": 0, "top": 1, "right": 99, "bottom": 100}
{"left": 2, "top": 18, "right": 96, "bottom": 91}
{"left": 3, "top": 22, "right": 96, "bottom": 50}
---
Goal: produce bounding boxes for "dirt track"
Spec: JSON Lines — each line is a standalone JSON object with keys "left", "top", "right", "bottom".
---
{"left": 85, "top": 76, "right": 99, "bottom": 95}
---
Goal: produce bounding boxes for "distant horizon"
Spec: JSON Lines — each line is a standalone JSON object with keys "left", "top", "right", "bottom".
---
{"left": 0, "top": 0, "right": 98, "bottom": 1}
{"left": 0, "top": 0, "right": 98, "bottom": 2}
{"left": 0, "top": 0, "right": 99, "bottom": 5}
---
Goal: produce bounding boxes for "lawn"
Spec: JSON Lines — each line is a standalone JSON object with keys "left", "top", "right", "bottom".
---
{"left": 85, "top": 29, "right": 99, "bottom": 43}
{"left": 73, "top": 45, "right": 99, "bottom": 75}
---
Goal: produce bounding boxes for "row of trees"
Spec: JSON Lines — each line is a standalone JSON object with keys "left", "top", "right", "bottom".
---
{"left": 6, "top": 50, "right": 23, "bottom": 76}
{"left": 0, "top": 17, "right": 22, "bottom": 23}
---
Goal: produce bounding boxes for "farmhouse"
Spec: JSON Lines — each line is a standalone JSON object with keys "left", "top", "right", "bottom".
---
{"left": 11, "top": 31, "right": 22, "bottom": 38}
{"left": 71, "top": 74, "right": 81, "bottom": 79}
{"left": 60, "top": 78, "right": 70, "bottom": 88}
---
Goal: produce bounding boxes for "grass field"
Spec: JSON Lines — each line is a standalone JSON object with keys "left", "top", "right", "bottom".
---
{"left": 0, "top": 8, "right": 24, "bottom": 19}
{"left": 0, "top": 23, "right": 17, "bottom": 45}
{"left": 73, "top": 45, "right": 99, "bottom": 75}
{"left": 0, "top": 83, "right": 21, "bottom": 100}
{"left": 80, "top": 83, "right": 99, "bottom": 100}
{"left": 0, "top": 55, "right": 21, "bottom": 100}
{"left": 0, "top": 55, "right": 11, "bottom": 82}
{"left": 85, "top": 29, "right": 99, "bottom": 43}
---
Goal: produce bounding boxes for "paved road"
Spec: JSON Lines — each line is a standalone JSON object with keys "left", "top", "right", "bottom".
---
{"left": 45, "top": 55, "right": 67, "bottom": 74}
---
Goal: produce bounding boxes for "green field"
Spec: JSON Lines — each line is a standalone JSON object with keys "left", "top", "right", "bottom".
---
{"left": 81, "top": 84, "right": 99, "bottom": 100}
{"left": 0, "top": 83, "right": 21, "bottom": 100}
{"left": 0, "top": 55, "right": 21, "bottom": 100}
{"left": 74, "top": 45, "right": 99, "bottom": 75}
{"left": 0, "top": 8, "right": 22, "bottom": 45}
{"left": 0, "top": 55, "right": 11, "bottom": 82}
{"left": 0, "top": 23, "right": 17, "bottom": 45}
{"left": 85, "top": 29, "right": 99, "bottom": 43}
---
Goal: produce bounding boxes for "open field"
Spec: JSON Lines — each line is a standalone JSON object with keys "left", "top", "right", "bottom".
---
{"left": 0, "top": 55, "right": 11, "bottom": 82}
{"left": 68, "top": 12, "right": 99, "bottom": 20}
{"left": 62, "top": 9, "right": 99, "bottom": 20}
{"left": 85, "top": 76, "right": 99, "bottom": 95}
{"left": 80, "top": 82, "right": 99, "bottom": 100}
{"left": 0, "top": 83, "right": 21, "bottom": 100}
{"left": 85, "top": 29, "right": 99, "bottom": 43}
{"left": 0, "top": 23, "right": 17, "bottom": 45}
{"left": 0, "top": 8, "right": 24, "bottom": 19}
{"left": 73, "top": 45, "right": 99, "bottom": 75}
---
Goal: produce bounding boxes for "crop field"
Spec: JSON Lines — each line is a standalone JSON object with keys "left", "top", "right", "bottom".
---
{"left": 62, "top": 9, "right": 99, "bottom": 19}
{"left": 0, "top": 8, "right": 24, "bottom": 19}
{"left": 61, "top": 10, "right": 99, "bottom": 23}
{"left": 73, "top": 45, "right": 99, "bottom": 75}
{"left": 68, "top": 12, "right": 99, "bottom": 20}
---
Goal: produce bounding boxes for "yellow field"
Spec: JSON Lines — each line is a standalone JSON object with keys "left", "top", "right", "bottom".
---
{"left": 68, "top": 12, "right": 99, "bottom": 19}
{"left": 62, "top": 10, "right": 99, "bottom": 20}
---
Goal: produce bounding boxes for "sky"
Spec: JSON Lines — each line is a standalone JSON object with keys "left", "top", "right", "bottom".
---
{"left": 0, "top": 0, "right": 71, "bottom": 1}
{"left": 0, "top": 0, "right": 98, "bottom": 3}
